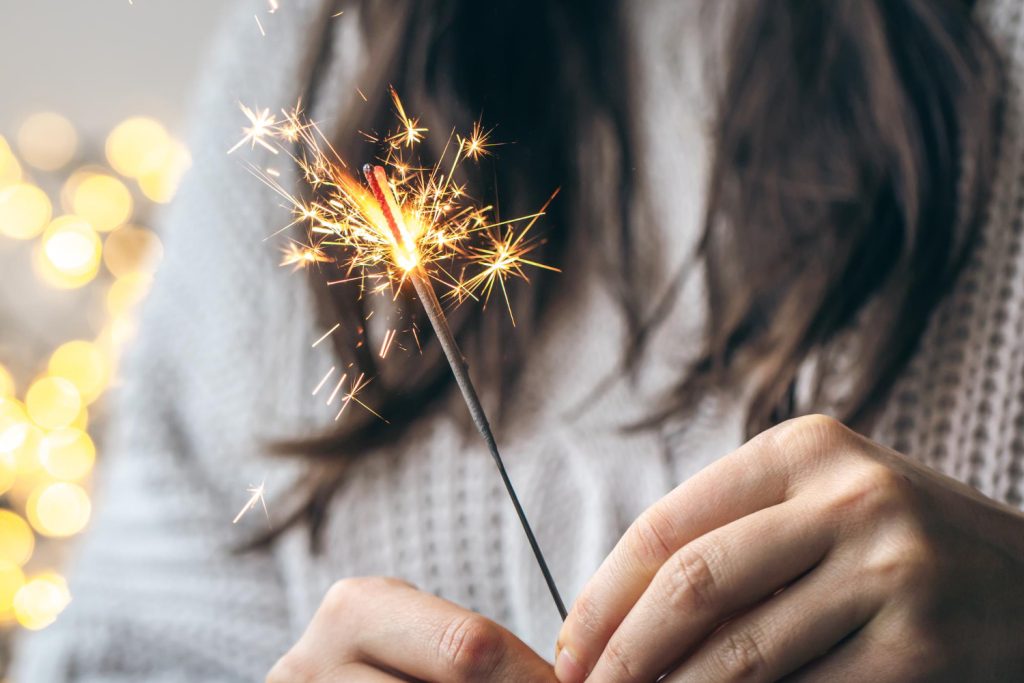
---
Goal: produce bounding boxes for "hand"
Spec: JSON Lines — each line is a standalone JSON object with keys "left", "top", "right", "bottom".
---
{"left": 268, "top": 577, "right": 556, "bottom": 682}
{"left": 555, "top": 415, "right": 1024, "bottom": 682}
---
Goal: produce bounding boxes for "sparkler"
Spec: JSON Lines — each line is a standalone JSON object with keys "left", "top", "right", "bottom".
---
{"left": 238, "top": 91, "right": 566, "bottom": 619}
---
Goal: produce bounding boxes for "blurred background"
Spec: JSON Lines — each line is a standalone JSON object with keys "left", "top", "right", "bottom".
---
{"left": 0, "top": 0, "right": 231, "bottom": 674}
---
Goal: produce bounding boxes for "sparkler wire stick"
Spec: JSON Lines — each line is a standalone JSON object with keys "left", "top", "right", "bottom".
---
{"left": 363, "top": 164, "right": 568, "bottom": 621}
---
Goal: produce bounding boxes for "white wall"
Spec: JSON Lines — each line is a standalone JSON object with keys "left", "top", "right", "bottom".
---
{"left": 0, "top": 0, "right": 232, "bottom": 137}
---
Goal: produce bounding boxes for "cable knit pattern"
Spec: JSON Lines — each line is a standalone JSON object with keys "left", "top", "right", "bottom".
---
{"left": 11, "top": 0, "right": 1024, "bottom": 680}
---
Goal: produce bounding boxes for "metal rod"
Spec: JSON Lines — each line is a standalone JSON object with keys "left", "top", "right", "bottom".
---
{"left": 362, "top": 163, "right": 567, "bottom": 620}
{"left": 411, "top": 273, "right": 567, "bottom": 621}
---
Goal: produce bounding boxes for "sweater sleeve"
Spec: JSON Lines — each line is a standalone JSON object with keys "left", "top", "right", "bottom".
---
{"left": 872, "top": 0, "right": 1024, "bottom": 510}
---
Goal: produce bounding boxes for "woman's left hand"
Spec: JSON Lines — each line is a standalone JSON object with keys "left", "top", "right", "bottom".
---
{"left": 555, "top": 415, "right": 1024, "bottom": 682}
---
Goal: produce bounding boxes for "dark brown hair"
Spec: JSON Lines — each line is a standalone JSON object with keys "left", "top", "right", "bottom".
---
{"left": 270, "top": 0, "right": 1004, "bottom": 546}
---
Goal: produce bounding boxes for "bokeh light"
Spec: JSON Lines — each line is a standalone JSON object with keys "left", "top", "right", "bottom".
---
{"left": 12, "top": 572, "right": 70, "bottom": 630}
{"left": 2, "top": 111, "right": 176, "bottom": 642}
{"left": 0, "top": 183, "right": 52, "bottom": 240}
{"left": 138, "top": 139, "right": 192, "bottom": 204}
{"left": 25, "top": 377, "right": 82, "bottom": 431}
{"left": 0, "top": 562, "right": 25, "bottom": 625}
{"left": 0, "top": 364, "right": 14, "bottom": 398}
{"left": 39, "top": 428, "right": 95, "bottom": 482}
{"left": 36, "top": 215, "right": 103, "bottom": 289}
{"left": 105, "top": 117, "right": 170, "bottom": 178}
{"left": 16, "top": 113, "right": 78, "bottom": 172}
{"left": 0, "top": 397, "right": 28, "bottom": 452}
{"left": 0, "top": 136, "right": 22, "bottom": 189}
{"left": 48, "top": 341, "right": 108, "bottom": 405}
{"left": 106, "top": 272, "right": 153, "bottom": 317}
{"left": 27, "top": 483, "right": 91, "bottom": 538}
{"left": 103, "top": 225, "right": 163, "bottom": 277}
{"left": 70, "top": 174, "right": 133, "bottom": 232}
{"left": 69, "top": 403, "right": 88, "bottom": 432}
{"left": 0, "top": 452, "right": 15, "bottom": 496}
{"left": 0, "top": 511, "right": 35, "bottom": 567}
{"left": 7, "top": 423, "right": 43, "bottom": 477}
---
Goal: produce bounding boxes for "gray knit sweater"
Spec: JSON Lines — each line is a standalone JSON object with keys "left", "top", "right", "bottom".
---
{"left": 12, "top": 0, "right": 1024, "bottom": 680}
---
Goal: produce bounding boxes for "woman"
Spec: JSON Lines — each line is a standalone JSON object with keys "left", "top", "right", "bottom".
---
{"left": 13, "top": 0, "right": 1024, "bottom": 680}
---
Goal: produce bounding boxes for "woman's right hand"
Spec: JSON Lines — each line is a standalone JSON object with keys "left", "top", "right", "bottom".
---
{"left": 267, "top": 576, "right": 556, "bottom": 682}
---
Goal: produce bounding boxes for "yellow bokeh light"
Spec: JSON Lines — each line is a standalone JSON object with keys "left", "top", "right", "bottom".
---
{"left": 138, "top": 139, "right": 191, "bottom": 204}
{"left": 0, "top": 397, "right": 28, "bottom": 452}
{"left": 0, "top": 561, "right": 25, "bottom": 624}
{"left": 106, "top": 117, "right": 170, "bottom": 178}
{"left": 39, "top": 428, "right": 95, "bottom": 481}
{"left": 7, "top": 423, "right": 44, "bottom": 475}
{"left": 27, "top": 482, "right": 91, "bottom": 538}
{"left": 71, "top": 174, "right": 133, "bottom": 232}
{"left": 25, "top": 376, "right": 82, "bottom": 430}
{"left": 0, "top": 451, "right": 15, "bottom": 496}
{"left": 70, "top": 403, "right": 88, "bottom": 431}
{"left": 103, "top": 225, "right": 163, "bottom": 278}
{"left": 13, "top": 572, "right": 70, "bottom": 630}
{"left": 106, "top": 272, "right": 153, "bottom": 317}
{"left": 60, "top": 167, "right": 100, "bottom": 212}
{"left": 0, "top": 183, "right": 52, "bottom": 240}
{"left": 16, "top": 112, "right": 78, "bottom": 172}
{"left": 0, "top": 363, "right": 14, "bottom": 398}
{"left": 100, "top": 316, "right": 138, "bottom": 353}
{"left": 48, "top": 340, "right": 108, "bottom": 405}
{"left": 36, "top": 215, "right": 102, "bottom": 289}
{"left": 0, "top": 136, "right": 22, "bottom": 188}
{"left": 0, "top": 510, "right": 34, "bottom": 567}
{"left": 0, "top": 451, "right": 14, "bottom": 495}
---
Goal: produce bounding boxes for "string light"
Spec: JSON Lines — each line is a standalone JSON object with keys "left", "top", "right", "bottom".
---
{"left": 70, "top": 174, "right": 133, "bottom": 232}
{"left": 16, "top": 113, "right": 78, "bottom": 172}
{"left": 0, "top": 183, "right": 52, "bottom": 240}
{"left": 1, "top": 111, "right": 182, "bottom": 639}
{"left": 0, "top": 562, "right": 25, "bottom": 625}
{"left": 13, "top": 572, "right": 71, "bottom": 630}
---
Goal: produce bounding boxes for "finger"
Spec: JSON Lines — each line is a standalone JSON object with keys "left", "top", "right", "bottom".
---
{"left": 336, "top": 663, "right": 413, "bottom": 682}
{"left": 784, "top": 608, "right": 939, "bottom": 683}
{"left": 586, "top": 498, "right": 833, "bottom": 683}
{"left": 319, "top": 578, "right": 555, "bottom": 682}
{"left": 556, "top": 414, "right": 849, "bottom": 679}
{"left": 663, "top": 555, "right": 882, "bottom": 683}
{"left": 267, "top": 651, "right": 410, "bottom": 682}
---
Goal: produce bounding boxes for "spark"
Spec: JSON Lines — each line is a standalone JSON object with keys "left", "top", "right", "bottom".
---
{"left": 458, "top": 120, "right": 496, "bottom": 160}
{"left": 280, "top": 242, "right": 331, "bottom": 270}
{"left": 386, "top": 86, "right": 427, "bottom": 148}
{"left": 235, "top": 90, "right": 557, "bottom": 422}
{"left": 235, "top": 93, "right": 553, "bottom": 304}
{"left": 312, "top": 366, "right": 335, "bottom": 395}
{"left": 356, "top": 87, "right": 368, "bottom": 102}
{"left": 456, "top": 190, "right": 561, "bottom": 322}
{"left": 254, "top": 14, "right": 266, "bottom": 36}
{"left": 334, "top": 373, "right": 384, "bottom": 421}
{"left": 332, "top": 10, "right": 345, "bottom": 18}
{"left": 326, "top": 373, "right": 348, "bottom": 405}
{"left": 312, "top": 323, "right": 341, "bottom": 348}
{"left": 379, "top": 328, "right": 398, "bottom": 358}
{"left": 267, "top": 0, "right": 278, "bottom": 12}
{"left": 233, "top": 480, "right": 269, "bottom": 524}
{"left": 411, "top": 324, "right": 422, "bottom": 353}
{"left": 228, "top": 103, "right": 278, "bottom": 155}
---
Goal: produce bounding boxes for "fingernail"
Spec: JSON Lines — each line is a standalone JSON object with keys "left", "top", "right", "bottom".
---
{"left": 555, "top": 646, "right": 586, "bottom": 683}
